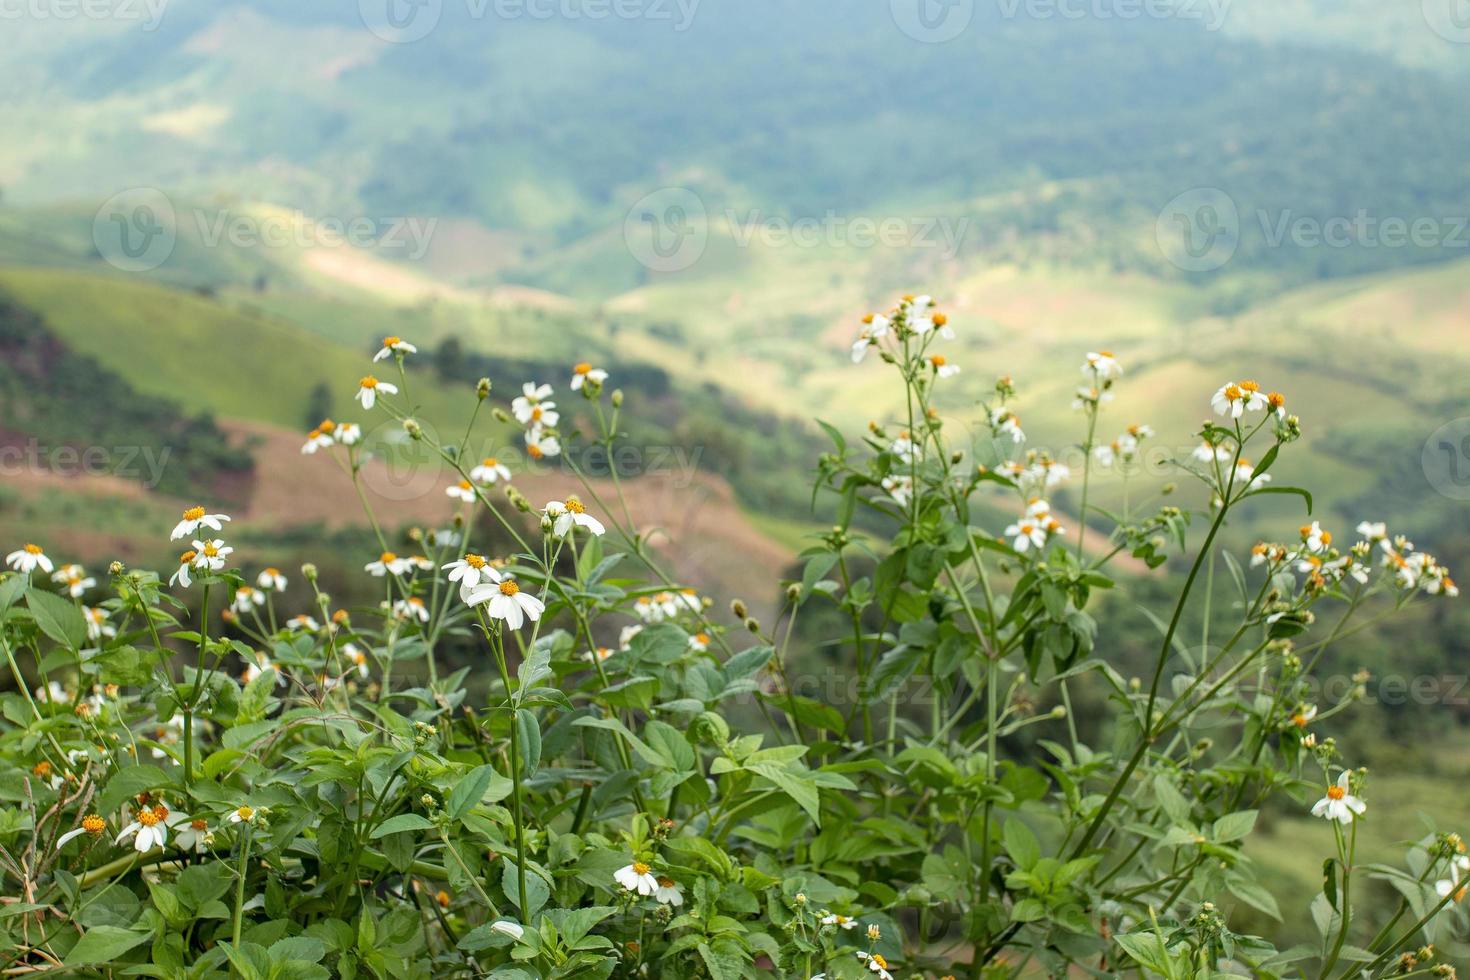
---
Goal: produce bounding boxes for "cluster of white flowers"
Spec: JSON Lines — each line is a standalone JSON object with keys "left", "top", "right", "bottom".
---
{"left": 1249, "top": 520, "right": 1456, "bottom": 597}
{"left": 166, "top": 507, "right": 234, "bottom": 589}
{"left": 631, "top": 588, "right": 704, "bottom": 624}
{"left": 301, "top": 418, "right": 362, "bottom": 454}
{"left": 1092, "top": 423, "right": 1154, "bottom": 468}
{"left": 1211, "top": 379, "right": 1286, "bottom": 421}
{"left": 1003, "top": 498, "right": 1064, "bottom": 553}
{"left": 851, "top": 295, "right": 955, "bottom": 366}
{"left": 512, "top": 382, "right": 562, "bottom": 460}
{"left": 613, "top": 861, "right": 684, "bottom": 906}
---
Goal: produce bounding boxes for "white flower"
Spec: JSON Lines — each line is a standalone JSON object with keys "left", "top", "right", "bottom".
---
{"left": 1083, "top": 350, "right": 1121, "bottom": 379}
{"left": 444, "top": 554, "right": 500, "bottom": 590}
{"left": 820, "top": 913, "right": 858, "bottom": 929}
{"left": 466, "top": 579, "right": 545, "bottom": 630}
{"left": 1193, "top": 440, "right": 1231, "bottom": 462}
{"left": 52, "top": 564, "right": 95, "bottom": 598}
{"left": 171, "top": 506, "right": 230, "bottom": 541}
{"left": 1301, "top": 521, "right": 1332, "bottom": 553}
{"left": 57, "top": 814, "right": 107, "bottom": 850}
{"left": 6, "top": 544, "right": 54, "bottom": 575}
{"left": 470, "top": 457, "right": 512, "bottom": 484}
{"left": 356, "top": 375, "right": 398, "bottom": 409}
{"left": 301, "top": 428, "right": 334, "bottom": 454}
{"left": 227, "top": 804, "right": 258, "bottom": 825}
{"left": 654, "top": 876, "right": 684, "bottom": 906}
{"left": 244, "top": 654, "right": 287, "bottom": 687}
{"left": 35, "top": 680, "right": 67, "bottom": 704}
{"left": 285, "top": 615, "right": 320, "bottom": 632}
{"left": 373, "top": 335, "right": 417, "bottom": 361}
{"left": 344, "top": 643, "right": 370, "bottom": 678}
{"left": 393, "top": 597, "right": 430, "bottom": 623}
{"left": 1356, "top": 521, "right": 1387, "bottom": 542}
{"left": 446, "top": 480, "right": 478, "bottom": 503}
{"left": 1211, "top": 380, "right": 1269, "bottom": 419}
{"left": 901, "top": 294, "right": 936, "bottom": 334}
{"left": 525, "top": 429, "right": 561, "bottom": 460}
{"left": 990, "top": 409, "right": 1024, "bottom": 444}
{"left": 570, "top": 362, "right": 608, "bottom": 390}
{"left": 890, "top": 433, "right": 917, "bottom": 463}
{"left": 928, "top": 354, "right": 960, "bottom": 378}
{"left": 116, "top": 806, "right": 169, "bottom": 852}
{"left": 490, "top": 920, "right": 525, "bottom": 940}
{"left": 881, "top": 474, "right": 913, "bottom": 508}
{"left": 1072, "top": 385, "right": 1114, "bottom": 411}
{"left": 191, "top": 539, "right": 233, "bottom": 572}
{"left": 512, "top": 383, "right": 558, "bottom": 427}
{"left": 365, "top": 551, "right": 413, "bottom": 577}
{"left": 619, "top": 624, "right": 643, "bottom": 648}
{"left": 584, "top": 646, "right": 614, "bottom": 664}
{"left": 83, "top": 607, "right": 115, "bottom": 642}
{"left": 1311, "top": 771, "right": 1365, "bottom": 824}
{"left": 169, "top": 551, "right": 194, "bottom": 589}
{"left": 856, "top": 952, "right": 895, "bottom": 979}
{"left": 1004, "top": 518, "right": 1048, "bottom": 553}
{"left": 614, "top": 861, "right": 658, "bottom": 896}
{"left": 687, "top": 632, "right": 710, "bottom": 652}
{"left": 337, "top": 423, "right": 362, "bottom": 445}
{"left": 231, "top": 586, "right": 264, "bottom": 614}
{"left": 1233, "top": 459, "right": 1270, "bottom": 489}
{"left": 545, "top": 497, "right": 605, "bottom": 537}
{"left": 172, "top": 815, "right": 211, "bottom": 854}
{"left": 633, "top": 596, "right": 664, "bottom": 623}
{"left": 257, "top": 568, "right": 287, "bottom": 592}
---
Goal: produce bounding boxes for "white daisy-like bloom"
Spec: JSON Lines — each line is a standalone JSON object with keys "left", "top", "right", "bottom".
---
{"left": 57, "top": 814, "right": 107, "bottom": 850}
{"left": 191, "top": 539, "right": 233, "bottom": 572}
{"left": 1211, "top": 380, "right": 1269, "bottom": 419}
{"left": 171, "top": 506, "right": 230, "bottom": 541}
{"left": 301, "top": 428, "right": 334, "bottom": 454}
{"left": 1193, "top": 440, "right": 1232, "bottom": 463}
{"left": 466, "top": 579, "right": 545, "bottom": 630}
{"left": 1300, "top": 521, "right": 1333, "bottom": 553}
{"left": 1071, "top": 385, "right": 1115, "bottom": 411}
{"left": 172, "top": 815, "right": 211, "bottom": 854}
{"left": 6, "top": 544, "right": 54, "bottom": 575}
{"left": 1004, "top": 518, "right": 1049, "bottom": 553}
{"left": 116, "top": 806, "right": 169, "bottom": 852}
{"left": 856, "top": 951, "right": 895, "bottom": 980}
{"left": 864, "top": 312, "right": 891, "bottom": 340}
{"left": 1082, "top": 350, "right": 1121, "bottom": 379}
{"left": 446, "top": 479, "right": 478, "bottom": 503}
{"left": 570, "top": 362, "right": 609, "bottom": 391}
{"left": 881, "top": 474, "right": 913, "bottom": 508}
{"left": 1021, "top": 460, "right": 1070, "bottom": 491}
{"left": 1355, "top": 521, "right": 1387, "bottom": 542}
{"left": 1434, "top": 854, "right": 1470, "bottom": 903}
{"left": 244, "top": 654, "right": 287, "bottom": 687}
{"left": 364, "top": 551, "right": 413, "bottom": 577}
{"left": 633, "top": 596, "right": 664, "bottom": 623}
{"left": 285, "top": 614, "right": 320, "bottom": 632}
{"left": 654, "top": 592, "right": 682, "bottom": 618}
{"left": 373, "top": 336, "right": 417, "bottom": 362}
{"left": 614, "top": 861, "right": 659, "bottom": 896}
{"left": 990, "top": 409, "right": 1024, "bottom": 444}
{"left": 1233, "top": 459, "right": 1270, "bottom": 490}
{"left": 257, "top": 567, "right": 287, "bottom": 592}
{"left": 928, "top": 354, "right": 960, "bottom": 378}
{"left": 169, "top": 551, "right": 195, "bottom": 589}
{"left": 148, "top": 715, "right": 184, "bottom": 761}
{"left": 820, "top": 913, "right": 859, "bottom": 929}
{"left": 525, "top": 428, "right": 561, "bottom": 460}
{"left": 337, "top": 423, "right": 362, "bottom": 445}
{"left": 512, "top": 383, "right": 557, "bottom": 426}
{"left": 583, "top": 646, "right": 614, "bottom": 664}
{"left": 470, "top": 457, "right": 512, "bottom": 484}
{"left": 676, "top": 589, "right": 703, "bottom": 613}
{"left": 83, "top": 607, "right": 115, "bottom": 642}
{"left": 344, "top": 643, "right": 370, "bottom": 678}
{"left": 1311, "top": 771, "right": 1366, "bottom": 824}
{"left": 618, "top": 624, "right": 643, "bottom": 649}
{"left": 545, "top": 497, "right": 605, "bottom": 538}
{"left": 890, "top": 433, "right": 917, "bottom": 463}
{"left": 654, "top": 876, "right": 684, "bottom": 906}
{"left": 356, "top": 375, "right": 398, "bottom": 409}
{"left": 489, "top": 920, "right": 525, "bottom": 940}
{"left": 1289, "top": 704, "right": 1318, "bottom": 728}
{"left": 35, "top": 680, "right": 67, "bottom": 704}
{"left": 1025, "top": 497, "right": 1053, "bottom": 518}
{"left": 444, "top": 554, "right": 500, "bottom": 590}
{"left": 851, "top": 330, "right": 877, "bottom": 364}
{"left": 687, "top": 632, "right": 710, "bottom": 652}
{"left": 53, "top": 564, "right": 96, "bottom": 598}
{"left": 902, "top": 294, "right": 936, "bottom": 334}
{"left": 231, "top": 586, "right": 264, "bottom": 615}
{"left": 227, "top": 804, "right": 258, "bottom": 825}
{"left": 393, "top": 597, "right": 430, "bottom": 623}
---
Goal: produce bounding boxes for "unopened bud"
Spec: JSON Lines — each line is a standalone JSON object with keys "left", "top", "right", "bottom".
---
{"left": 403, "top": 419, "right": 423, "bottom": 440}
{"left": 476, "top": 378, "right": 491, "bottom": 399}
{"left": 730, "top": 599, "right": 748, "bottom": 619}
{"left": 745, "top": 618, "right": 761, "bottom": 633}
{"left": 611, "top": 389, "right": 624, "bottom": 408}
{"left": 108, "top": 560, "right": 126, "bottom": 575}
{"left": 301, "top": 563, "right": 318, "bottom": 582}
{"left": 785, "top": 583, "right": 801, "bottom": 602}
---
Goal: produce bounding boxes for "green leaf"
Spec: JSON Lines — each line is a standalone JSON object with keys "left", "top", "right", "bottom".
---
{"left": 516, "top": 709, "right": 541, "bottom": 778}
{"left": 1212, "top": 809, "right": 1258, "bottom": 843}
{"left": 1003, "top": 819, "right": 1040, "bottom": 872}
{"left": 65, "top": 926, "right": 151, "bottom": 965}
{"left": 447, "top": 765, "right": 508, "bottom": 820}
{"left": 369, "top": 813, "right": 435, "bottom": 839}
{"left": 98, "top": 764, "right": 171, "bottom": 814}
{"left": 27, "top": 589, "right": 86, "bottom": 650}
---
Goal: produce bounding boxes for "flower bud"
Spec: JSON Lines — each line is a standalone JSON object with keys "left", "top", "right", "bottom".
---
{"left": 403, "top": 419, "right": 423, "bottom": 440}
{"left": 730, "top": 599, "right": 748, "bottom": 619}
{"left": 611, "top": 389, "right": 624, "bottom": 408}
{"left": 108, "top": 560, "right": 126, "bottom": 575}
{"left": 745, "top": 617, "right": 761, "bottom": 633}
{"left": 301, "top": 563, "right": 318, "bottom": 582}
{"left": 476, "top": 378, "right": 491, "bottom": 399}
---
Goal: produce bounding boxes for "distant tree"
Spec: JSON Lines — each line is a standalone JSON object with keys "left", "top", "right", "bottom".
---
{"left": 435, "top": 336, "right": 464, "bottom": 381}
{"left": 304, "top": 382, "right": 332, "bottom": 429}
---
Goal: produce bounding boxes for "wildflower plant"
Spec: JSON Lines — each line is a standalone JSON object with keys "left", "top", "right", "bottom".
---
{"left": 0, "top": 302, "right": 1462, "bottom": 977}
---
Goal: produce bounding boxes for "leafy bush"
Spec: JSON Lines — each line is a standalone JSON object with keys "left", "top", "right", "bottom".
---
{"left": 0, "top": 298, "right": 1464, "bottom": 978}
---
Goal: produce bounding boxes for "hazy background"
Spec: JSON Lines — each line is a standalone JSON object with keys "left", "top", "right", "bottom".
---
{"left": 2, "top": 0, "right": 1469, "bottom": 947}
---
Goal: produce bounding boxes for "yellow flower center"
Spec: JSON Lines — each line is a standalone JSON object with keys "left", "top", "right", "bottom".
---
{"left": 871, "top": 955, "right": 889, "bottom": 968}
{"left": 179, "top": 550, "right": 197, "bottom": 564}
{"left": 499, "top": 581, "right": 520, "bottom": 597}
{"left": 657, "top": 876, "right": 675, "bottom": 888}
{"left": 320, "top": 419, "right": 335, "bottom": 432}
{"left": 531, "top": 406, "right": 544, "bottom": 421}
{"left": 306, "top": 429, "right": 321, "bottom": 440}
{"left": 1224, "top": 384, "right": 1242, "bottom": 401}
{"left": 695, "top": 633, "right": 710, "bottom": 644}
{"left": 527, "top": 445, "right": 544, "bottom": 459}
{"left": 632, "top": 862, "right": 650, "bottom": 876}
{"left": 1268, "top": 391, "right": 1285, "bottom": 408}
{"left": 574, "top": 362, "right": 593, "bottom": 375}
{"left": 458, "top": 480, "right": 472, "bottom": 491}
{"left": 932, "top": 312, "right": 948, "bottom": 326}
{"left": 203, "top": 543, "right": 219, "bottom": 558}
{"left": 360, "top": 376, "right": 379, "bottom": 389}
{"left": 862, "top": 313, "right": 875, "bottom": 324}
{"left": 32, "top": 761, "right": 51, "bottom": 777}
{"left": 930, "top": 355, "right": 947, "bottom": 367}
{"left": 183, "top": 507, "right": 205, "bottom": 521}
{"left": 138, "top": 808, "right": 161, "bottom": 827}
{"left": 1326, "top": 786, "right": 1345, "bottom": 800}
{"left": 465, "top": 554, "right": 487, "bottom": 568}
{"left": 24, "top": 543, "right": 42, "bottom": 555}
{"left": 380, "top": 552, "right": 397, "bottom": 563}
{"left": 236, "top": 805, "right": 254, "bottom": 821}
{"left": 566, "top": 497, "right": 586, "bottom": 514}
{"left": 482, "top": 457, "right": 499, "bottom": 467}
{"left": 83, "top": 814, "right": 105, "bottom": 833}
{"left": 1239, "top": 380, "right": 1260, "bottom": 393}
{"left": 191, "top": 818, "right": 207, "bottom": 831}
{"left": 383, "top": 335, "right": 400, "bottom": 347}
{"left": 1292, "top": 713, "right": 1309, "bottom": 727}
{"left": 1098, "top": 349, "right": 1113, "bottom": 358}
{"left": 408, "top": 597, "right": 425, "bottom": 607}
